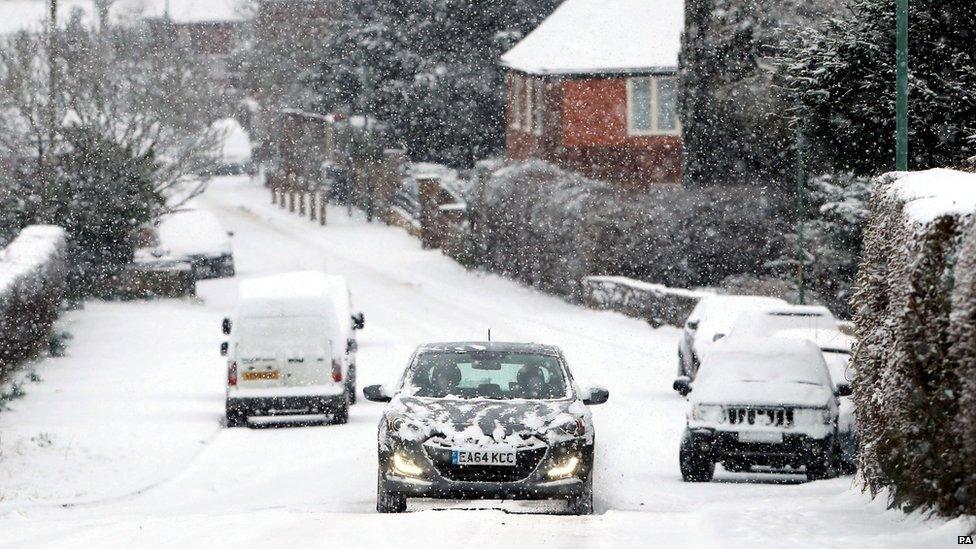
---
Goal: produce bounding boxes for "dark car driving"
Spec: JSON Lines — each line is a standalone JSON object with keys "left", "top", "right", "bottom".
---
{"left": 363, "top": 342, "right": 609, "bottom": 514}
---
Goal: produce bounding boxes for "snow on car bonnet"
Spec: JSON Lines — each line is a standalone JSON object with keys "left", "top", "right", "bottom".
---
{"left": 157, "top": 209, "right": 231, "bottom": 257}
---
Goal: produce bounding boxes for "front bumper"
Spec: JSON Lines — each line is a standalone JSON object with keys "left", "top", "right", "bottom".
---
{"left": 380, "top": 441, "right": 592, "bottom": 500}
{"left": 227, "top": 393, "right": 346, "bottom": 417}
{"left": 686, "top": 428, "right": 832, "bottom": 468}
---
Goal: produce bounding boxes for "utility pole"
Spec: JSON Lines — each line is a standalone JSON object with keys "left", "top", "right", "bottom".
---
{"left": 895, "top": 0, "right": 909, "bottom": 171}
{"left": 795, "top": 119, "right": 807, "bottom": 305}
{"left": 43, "top": 0, "right": 58, "bottom": 220}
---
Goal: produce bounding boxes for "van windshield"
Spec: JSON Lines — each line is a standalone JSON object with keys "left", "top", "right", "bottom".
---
{"left": 236, "top": 316, "right": 335, "bottom": 358}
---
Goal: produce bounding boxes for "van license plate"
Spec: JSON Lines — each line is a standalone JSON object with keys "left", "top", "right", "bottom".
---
{"left": 451, "top": 449, "right": 517, "bottom": 466}
{"left": 243, "top": 371, "right": 279, "bottom": 381}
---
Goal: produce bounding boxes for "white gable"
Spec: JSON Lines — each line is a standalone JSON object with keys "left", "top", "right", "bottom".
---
{"left": 501, "top": 0, "right": 684, "bottom": 76}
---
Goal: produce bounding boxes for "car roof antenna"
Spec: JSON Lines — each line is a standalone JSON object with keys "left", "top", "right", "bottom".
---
{"left": 488, "top": 328, "right": 491, "bottom": 342}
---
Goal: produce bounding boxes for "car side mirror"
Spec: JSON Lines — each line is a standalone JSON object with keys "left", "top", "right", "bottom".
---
{"left": 222, "top": 317, "right": 232, "bottom": 335}
{"left": 363, "top": 384, "right": 391, "bottom": 402}
{"left": 673, "top": 376, "right": 692, "bottom": 396}
{"left": 352, "top": 312, "right": 365, "bottom": 330}
{"left": 220, "top": 341, "right": 229, "bottom": 356}
{"left": 582, "top": 386, "right": 609, "bottom": 405}
{"left": 712, "top": 333, "right": 725, "bottom": 342}
{"left": 226, "top": 230, "right": 235, "bottom": 237}
{"left": 686, "top": 320, "right": 699, "bottom": 330}
{"left": 835, "top": 382, "right": 852, "bottom": 397}
{"left": 346, "top": 338, "right": 358, "bottom": 354}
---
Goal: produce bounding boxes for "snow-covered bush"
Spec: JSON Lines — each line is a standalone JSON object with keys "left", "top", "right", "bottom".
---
{"left": 473, "top": 160, "right": 788, "bottom": 300}
{"left": 0, "top": 226, "right": 67, "bottom": 377}
{"left": 852, "top": 169, "right": 976, "bottom": 517}
{"left": 582, "top": 276, "right": 710, "bottom": 328}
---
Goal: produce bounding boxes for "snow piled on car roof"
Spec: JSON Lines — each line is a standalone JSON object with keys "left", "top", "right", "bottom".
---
{"left": 157, "top": 209, "right": 230, "bottom": 257}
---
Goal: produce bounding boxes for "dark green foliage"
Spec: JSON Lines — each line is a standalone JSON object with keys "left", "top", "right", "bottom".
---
{"left": 49, "top": 128, "right": 161, "bottom": 288}
{"left": 781, "top": 0, "right": 976, "bottom": 175}
{"left": 313, "top": 0, "right": 562, "bottom": 167}
{"left": 852, "top": 172, "right": 976, "bottom": 517}
{"left": 473, "top": 161, "right": 790, "bottom": 299}
{"left": 680, "top": 0, "right": 842, "bottom": 188}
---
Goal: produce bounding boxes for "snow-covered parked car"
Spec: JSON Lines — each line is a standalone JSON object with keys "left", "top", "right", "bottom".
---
{"left": 221, "top": 272, "right": 354, "bottom": 427}
{"left": 323, "top": 275, "right": 365, "bottom": 403}
{"left": 675, "top": 337, "right": 850, "bottom": 482}
{"left": 363, "top": 342, "right": 609, "bottom": 514}
{"left": 155, "top": 209, "right": 235, "bottom": 280}
{"left": 772, "top": 328, "right": 858, "bottom": 473}
{"left": 726, "top": 304, "right": 840, "bottom": 339}
{"left": 677, "top": 295, "right": 788, "bottom": 386}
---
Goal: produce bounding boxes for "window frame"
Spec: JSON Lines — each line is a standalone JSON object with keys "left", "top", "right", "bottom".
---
{"left": 532, "top": 78, "right": 544, "bottom": 136}
{"left": 511, "top": 76, "right": 523, "bottom": 130}
{"left": 626, "top": 75, "right": 681, "bottom": 137}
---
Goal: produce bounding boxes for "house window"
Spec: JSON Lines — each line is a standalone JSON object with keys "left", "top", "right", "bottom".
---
{"left": 511, "top": 76, "right": 523, "bottom": 129}
{"left": 533, "top": 79, "right": 544, "bottom": 135}
{"left": 627, "top": 76, "right": 680, "bottom": 135}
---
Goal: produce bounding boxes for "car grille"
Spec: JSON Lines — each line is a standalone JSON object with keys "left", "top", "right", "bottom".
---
{"left": 423, "top": 445, "right": 547, "bottom": 483}
{"left": 727, "top": 407, "right": 794, "bottom": 427}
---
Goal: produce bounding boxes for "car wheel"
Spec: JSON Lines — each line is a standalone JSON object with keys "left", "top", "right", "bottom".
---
{"left": 567, "top": 473, "right": 594, "bottom": 515}
{"left": 806, "top": 440, "right": 837, "bottom": 481}
{"left": 377, "top": 471, "right": 406, "bottom": 513}
{"left": 679, "top": 438, "right": 714, "bottom": 482}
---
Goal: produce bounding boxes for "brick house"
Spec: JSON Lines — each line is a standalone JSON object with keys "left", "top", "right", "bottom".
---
{"left": 501, "top": 0, "right": 684, "bottom": 189}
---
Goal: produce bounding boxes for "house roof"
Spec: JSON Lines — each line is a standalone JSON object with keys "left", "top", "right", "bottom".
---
{"left": 500, "top": 0, "right": 684, "bottom": 76}
{"left": 0, "top": 0, "right": 248, "bottom": 35}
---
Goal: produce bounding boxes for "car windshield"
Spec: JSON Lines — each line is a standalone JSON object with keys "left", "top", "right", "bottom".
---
{"left": 406, "top": 351, "right": 570, "bottom": 400}
{"left": 697, "top": 351, "right": 830, "bottom": 387}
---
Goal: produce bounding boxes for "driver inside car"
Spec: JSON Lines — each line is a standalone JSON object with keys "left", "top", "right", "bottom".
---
{"left": 430, "top": 361, "right": 462, "bottom": 396}
{"left": 516, "top": 364, "right": 548, "bottom": 398}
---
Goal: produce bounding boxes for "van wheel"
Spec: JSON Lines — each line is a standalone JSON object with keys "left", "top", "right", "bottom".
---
{"left": 377, "top": 472, "right": 406, "bottom": 513}
{"left": 333, "top": 399, "right": 350, "bottom": 425}
{"left": 347, "top": 365, "right": 357, "bottom": 405}
{"left": 226, "top": 407, "right": 246, "bottom": 428}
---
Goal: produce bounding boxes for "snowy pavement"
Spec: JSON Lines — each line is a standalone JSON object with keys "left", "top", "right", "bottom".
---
{"left": 0, "top": 176, "right": 969, "bottom": 548}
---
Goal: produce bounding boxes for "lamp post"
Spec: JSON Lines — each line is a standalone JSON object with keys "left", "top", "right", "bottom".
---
{"left": 795, "top": 118, "right": 806, "bottom": 305}
{"left": 895, "top": 0, "right": 909, "bottom": 171}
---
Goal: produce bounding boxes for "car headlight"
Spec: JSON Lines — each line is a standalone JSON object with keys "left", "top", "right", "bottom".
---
{"left": 385, "top": 414, "right": 421, "bottom": 435}
{"left": 390, "top": 452, "right": 424, "bottom": 478}
{"left": 548, "top": 416, "right": 586, "bottom": 438}
{"left": 793, "top": 408, "right": 833, "bottom": 426}
{"left": 692, "top": 404, "right": 725, "bottom": 424}
{"left": 546, "top": 455, "right": 581, "bottom": 480}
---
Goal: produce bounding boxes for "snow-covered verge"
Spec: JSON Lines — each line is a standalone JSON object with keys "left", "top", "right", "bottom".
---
{"left": 852, "top": 168, "right": 976, "bottom": 518}
{"left": 0, "top": 226, "right": 66, "bottom": 381}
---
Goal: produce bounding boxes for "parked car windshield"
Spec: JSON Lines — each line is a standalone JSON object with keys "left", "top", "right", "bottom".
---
{"left": 406, "top": 351, "right": 570, "bottom": 400}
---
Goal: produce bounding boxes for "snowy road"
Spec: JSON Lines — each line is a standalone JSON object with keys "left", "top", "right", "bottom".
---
{"left": 0, "top": 177, "right": 965, "bottom": 548}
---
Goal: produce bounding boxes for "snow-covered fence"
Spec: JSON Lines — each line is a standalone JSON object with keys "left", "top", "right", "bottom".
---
{"left": 0, "top": 226, "right": 67, "bottom": 375}
{"left": 852, "top": 169, "right": 976, "bottom": 517}
{"left": 582, "top": 276, "right": 711, "bottom": 327}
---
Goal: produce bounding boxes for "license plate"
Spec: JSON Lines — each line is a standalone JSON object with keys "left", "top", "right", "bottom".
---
{"left": 451, "top": 449, "right": 517, "bottom": 467}
{"left": 738, "top": 431, "right": 783, "bottom": 444}
{"left": 243, "top": 370, "right": 279, "bottom": 381}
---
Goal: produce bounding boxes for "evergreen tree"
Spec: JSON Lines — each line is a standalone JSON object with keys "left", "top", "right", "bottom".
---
{"left": 313, "top": 0, "right": 562, "bottom": 168}
{"left": 781, "top": 0, "right": 976, "bottom": 174}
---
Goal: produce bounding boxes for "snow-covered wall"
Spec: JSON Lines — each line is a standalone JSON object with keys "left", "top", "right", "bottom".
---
{"left": 0, "top": 225, "right": 67, "bottom": 375}
{"left": 852, "top": 169, "right": 976, "bottom": 517}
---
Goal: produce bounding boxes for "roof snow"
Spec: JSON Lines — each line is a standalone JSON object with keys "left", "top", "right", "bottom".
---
{"left": 500, "top": 0, "right": 685, "bottom": 76}
{"left": 887, "top": 169, "right": 976, "bottom": 225}
{"left": 0, "top": 0, "right": 248, "bottom": 35}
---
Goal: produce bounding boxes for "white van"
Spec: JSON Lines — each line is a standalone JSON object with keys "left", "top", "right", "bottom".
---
{"left": 323, "top": 275, "right": 365, "bottom": 403}
{"left": 221, "top": 272, "right": 352, "bottom": 426}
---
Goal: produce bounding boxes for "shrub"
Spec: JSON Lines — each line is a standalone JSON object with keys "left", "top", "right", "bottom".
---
{"left": 852, "top": 169, "right": 976, "bottom": 516}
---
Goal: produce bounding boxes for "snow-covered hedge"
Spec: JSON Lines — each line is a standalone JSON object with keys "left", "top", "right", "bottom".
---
{"left": 473, "top": 160, "right": 787, "bottom": 301}
{"left": 0, "top": 226, "right": 67, "bottom": 375}
{"left": 852, "top": 169, "right": 976, "bottom": 517}
{"left": 582, "top": 276, "right": 711, "bottom": 328}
